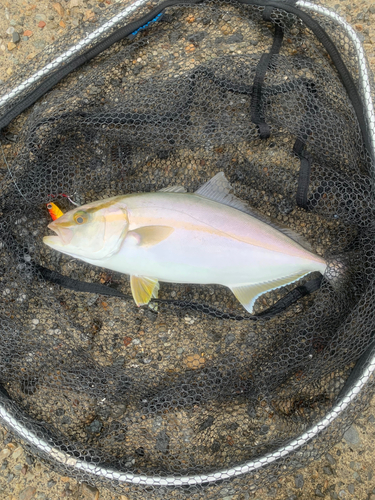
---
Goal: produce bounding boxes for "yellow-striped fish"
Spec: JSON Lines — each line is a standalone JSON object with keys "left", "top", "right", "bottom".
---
{"left": 43, "top": 173, "right": 327, "bottom": 313}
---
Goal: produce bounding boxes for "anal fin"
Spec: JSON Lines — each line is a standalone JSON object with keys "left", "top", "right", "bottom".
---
{"left": 131, "top": 276, "right": 160, "bottom": 306}
{"left": 230, "top": 271, "right": 310, "bottom": 314}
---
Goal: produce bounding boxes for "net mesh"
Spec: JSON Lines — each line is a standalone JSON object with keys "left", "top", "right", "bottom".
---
{"left": 0, "top": 0, "right": 374, "bottom": 498}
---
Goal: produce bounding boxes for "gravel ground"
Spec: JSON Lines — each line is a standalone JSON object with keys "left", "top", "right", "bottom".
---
{"left": 0, "top": 0, "right": 375, "bottom": 499}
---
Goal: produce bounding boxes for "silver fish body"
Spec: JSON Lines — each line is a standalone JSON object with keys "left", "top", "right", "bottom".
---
{"left": 43, "top": 173, "right": 326, "bottom": 313}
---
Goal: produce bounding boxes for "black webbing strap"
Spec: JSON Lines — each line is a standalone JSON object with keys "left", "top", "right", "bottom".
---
{"left": 292, "top": 79, "right": 319, "bottom": 209}
{"left": 36, "top": 264, "right": 128, "bottom": 298}
{"left": 257, "top": 275, "right": 323, "bottom": 318}
{"left": 250, "top": 22, "right": 284, "bottom": 139}
{"left": 36, "top": 263, "right": 323, "bottom": 321}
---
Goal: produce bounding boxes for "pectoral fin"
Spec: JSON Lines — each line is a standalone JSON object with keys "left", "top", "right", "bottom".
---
{"left": 130, "top": 276, "right": 160, "bottom": 306}
{"left": 230, "top": 271, "right": 310, "bottom": 314}
{"left": 127, "top": 226, "right": 174, "bottom": 248}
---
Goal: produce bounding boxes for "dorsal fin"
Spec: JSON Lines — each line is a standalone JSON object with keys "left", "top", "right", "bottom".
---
{"left": 195, "top": 172, "right": 313, "bottom": 252}
{"left": 194, "top": 172, "right": 251, "bottom": 213}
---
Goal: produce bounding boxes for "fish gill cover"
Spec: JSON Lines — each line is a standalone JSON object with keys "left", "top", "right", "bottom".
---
{"left": 0, "top": 0, "right": 374, "bottom": 498}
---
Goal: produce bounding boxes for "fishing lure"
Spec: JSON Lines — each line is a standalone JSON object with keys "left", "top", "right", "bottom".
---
{"left": 46, "top": 193, "right": 79, "bottom": 220}
{"left": 46, "top": 202, "right": 64, "bottom": 221}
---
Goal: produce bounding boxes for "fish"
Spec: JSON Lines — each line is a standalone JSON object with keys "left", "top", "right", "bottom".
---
{"left": 43, "top": 172, "right": 327, "bottom": 314}
{"left": 46, "top": 202, "right": 64, "bottom": 221}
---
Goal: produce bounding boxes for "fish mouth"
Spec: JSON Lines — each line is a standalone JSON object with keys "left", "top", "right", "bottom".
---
{"left": 44, "top": 223, "right": 73, "bottom": 247}
{"left": 43, "top": 234, "right": 63, "bottom": 248}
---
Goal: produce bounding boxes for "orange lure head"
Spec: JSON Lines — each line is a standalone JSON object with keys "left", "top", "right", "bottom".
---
{"left": 46, "top": 202, "right": 64, "bottom": 221}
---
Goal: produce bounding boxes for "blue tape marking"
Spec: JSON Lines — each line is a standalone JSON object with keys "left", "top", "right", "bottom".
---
{"left": 128, "top": 12, "right": 164, "bottom": 39}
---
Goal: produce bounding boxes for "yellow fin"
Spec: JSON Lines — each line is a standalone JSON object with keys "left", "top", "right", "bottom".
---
{"left": 230, "top": 271, "right": 311, "bottom": 314}
{"left": 130, "top": 276, "right": 160, "bottom": 306}
{"left": 128, "top": 226, "right": 174, "bottom": 248}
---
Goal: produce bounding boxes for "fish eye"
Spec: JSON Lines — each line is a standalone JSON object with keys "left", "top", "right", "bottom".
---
{"left": 74, "top": 212, "right": 88, "bottom": 225}
{"left": 47, "top": 203, "right": 53, "bottom": 210}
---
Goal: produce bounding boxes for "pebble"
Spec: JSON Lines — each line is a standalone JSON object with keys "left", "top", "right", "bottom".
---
{"left": 226, "top": 32, "right": 244, "bottom": 43}
{"left": 53, "top": 2, "right": 65, "bottom": 17}
{"left": 315, "top": 486, "right": 324, "bottom": 498}
{"left": 219, "top": 487, "right": 235, "bottom": 496}
{"left": 12, "top": 447, "right": 23, "bottom": 460}
{"left": 343, "top": 425, "right": 361, "bottom": 445}
{"left": 259, "top": 425, "right": 269, "bottom": 435}
{"left": 294, "top": 474, "right": 304, "bottom": 489}
{"left": 349, "top": 461, "right": 361, "bottom": 471}
{"left": 326, "top": 452, "right": 336, "bottom": 465}
{"left": 352, "top": 471, "right": 362, "bottom": 482}
{"left": 187, "top": 31, "right": 206, "bottom": 43}
{"left": 47, "top": 480, "right": 56, "bottom": 488}
{"left": 33, "top": 40, "right": 46, "bottom": 49}
{"left": 155, "top": 429, "right": 169, "bottom": 453}
{"left": 19, "top": 486, "right": 36, "bottom": 500}
{"left": 38, "top": 21, "right": 46, "bottom": 29}
{"left": 152, "top": 416, "right": 163, "bottom": 432}
{"left": 323, "top": 466, "right": 333, "bottom": 475}
{"left": 6, "top": 27, "right": 15, "bottom": 35}
{"left": 199, "top": 416, "right": 214, "bottom": 431}
{"left": 0, "top": 448, "right": 11, "bottom": 462}
{"left": 7, "top": 42, "right": 16, "bottom": 51}
{"left": 86, "top": 294, "right": 98, "bottom": 306}
{"left": 347, "top": 484, "right": 355, "bottom": 494}
{"left": 81, "top": 483, "right": 99, "bottom": 500}
{"left": 368, "top": 414, "right": 375, "bottom": 423}
{"left": 86, "top": 419, "right": 102, "bottom": 434}
{"left": 225, "top": 333, "right": 236, "bottom": 345}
